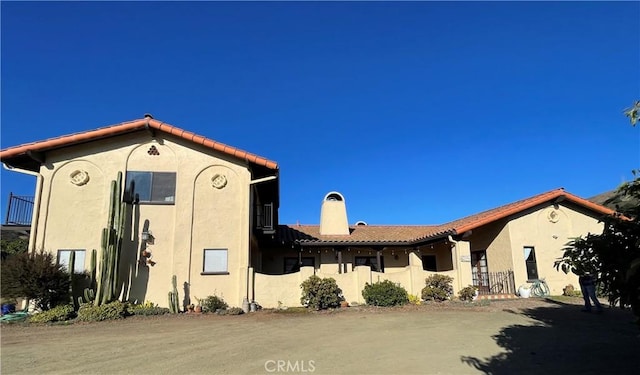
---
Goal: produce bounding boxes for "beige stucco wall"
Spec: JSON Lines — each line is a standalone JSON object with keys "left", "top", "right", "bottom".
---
{"left": 31, "top": 132, "right": 253, "bottom": 308}
{"left": 464, "top": 204, "right": 604, "bottom": 295}
{"left": 254, "top": 261, "right": 459, "bottom": 308}
{"left": 506, "top": 204, "right": 603, "bottom": 295}
{"left": 468, "top": 219, "right": 514, "bottom": 273}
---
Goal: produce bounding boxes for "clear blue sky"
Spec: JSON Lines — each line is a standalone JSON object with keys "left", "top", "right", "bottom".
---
{"left": 1, "top": 1, "right": 639, "bottom": 226}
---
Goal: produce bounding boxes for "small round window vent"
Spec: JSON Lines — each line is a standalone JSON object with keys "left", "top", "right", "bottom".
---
{"left": 355, "top": 221, "right": 368, "bottom": 226}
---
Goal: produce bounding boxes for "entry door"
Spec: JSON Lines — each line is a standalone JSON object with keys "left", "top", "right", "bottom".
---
{"left": 471, "top": 251, "right": 489, "bottom": 293}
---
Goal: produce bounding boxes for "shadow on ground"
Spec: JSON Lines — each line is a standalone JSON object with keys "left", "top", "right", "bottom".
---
{"left": 461, "top": 300, "right": 639, "bottom": 375}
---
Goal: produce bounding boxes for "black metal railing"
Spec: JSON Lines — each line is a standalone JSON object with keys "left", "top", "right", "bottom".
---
{"left": 475, "top": 270, "right": 516, "bottom": 295}
{"left": 4, "top": 193, "right": 34, "bottom": 225}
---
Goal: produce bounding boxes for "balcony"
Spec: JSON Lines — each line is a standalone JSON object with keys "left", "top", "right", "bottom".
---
{"left": 4, "top": 193, "right": 34, "bottom": 226}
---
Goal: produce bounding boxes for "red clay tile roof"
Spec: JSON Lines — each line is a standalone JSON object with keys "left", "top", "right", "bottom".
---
{"left": 280, "top": 188, "right": 616, "bottom": 246}
{"left": 0, "top": 117, "right": 278, "bottom": 171}
{"left": 278, "top": 224, "right": 452, "bottom": 246}
{"left": 441, "top": 188, "right": 615, "bottom": 235}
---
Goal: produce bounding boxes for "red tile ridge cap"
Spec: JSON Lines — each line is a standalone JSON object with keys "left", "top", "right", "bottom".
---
{"left": 0, "top": 118, "right": 279, "bottom": 170}
{"left": 453, "top": 188, "right": 616, "bottom": 234}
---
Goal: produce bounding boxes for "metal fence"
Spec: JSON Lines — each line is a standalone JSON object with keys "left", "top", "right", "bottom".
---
{"left": 4, "top": 193, "right": 34, "bottom": 225}
{"left": 476, "top": 270, "right": 516, "bottom": 295}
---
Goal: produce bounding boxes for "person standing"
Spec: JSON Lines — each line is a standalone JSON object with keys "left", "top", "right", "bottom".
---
{"left": 579, "top": 273, "right": 604, "bottom": 313}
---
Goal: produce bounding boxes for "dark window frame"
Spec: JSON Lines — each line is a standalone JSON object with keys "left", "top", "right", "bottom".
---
{"left": 125, "top": 171, "right": 176, "bottom": 205}
{"left": 201, "top": 248, "right": 229, "bottom": 275}
{"left": 421, "top": 255, "right": 438, "bottom": 271}
{"left": 57, "top": 249, "right": 86, "bottom": 273}
{"left": 524, "top": 246, "right": 539, "bottom": 281}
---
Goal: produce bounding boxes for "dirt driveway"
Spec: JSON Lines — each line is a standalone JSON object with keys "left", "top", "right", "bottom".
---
{"left": 1, "top": 298, "right": 638, "bottom": 375}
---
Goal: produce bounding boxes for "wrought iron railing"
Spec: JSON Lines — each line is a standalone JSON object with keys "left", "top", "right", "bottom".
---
{"left": 475, "top": 270, "right": 516, "bottom": 295}
{"left": 4, "top": 193, "right": 34, "bottom": 225}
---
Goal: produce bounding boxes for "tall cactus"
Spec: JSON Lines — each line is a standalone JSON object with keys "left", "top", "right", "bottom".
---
{"left": 168, "top": 275, "right": 180, "bottom": 313}
{"left": 94, "top": 172, "right": 134, "bottom": 306}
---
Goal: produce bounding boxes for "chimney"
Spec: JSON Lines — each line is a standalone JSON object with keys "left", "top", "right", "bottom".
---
{"left": 319, "top": 192, "right": 350, "bottom": 235}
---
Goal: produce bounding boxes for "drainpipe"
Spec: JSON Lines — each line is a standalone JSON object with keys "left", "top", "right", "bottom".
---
{"left": 3, "top": 164, "right": 43, "bottom": 252}
{"left": 448, "top": 235, "right": 462, "bottom": 291}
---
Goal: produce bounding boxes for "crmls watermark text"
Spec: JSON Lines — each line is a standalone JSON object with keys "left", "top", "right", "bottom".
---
{"left": 264, "top": 360, "right": 316, "bottom": 373}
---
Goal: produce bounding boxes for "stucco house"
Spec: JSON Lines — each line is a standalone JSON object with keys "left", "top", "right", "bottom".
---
{"left": 1, "top": 116, "right": 615, "bottom": 308}
{"left": 254, "top": 189, "right": 614, "bottom": 306}
{"left": 0, "top": 115, "right": 279, "bottom": 307}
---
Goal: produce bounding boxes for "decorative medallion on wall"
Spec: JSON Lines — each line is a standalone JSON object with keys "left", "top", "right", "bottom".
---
{"left": 69, "top": 170, "right": 90, "bottom": 186}
{"left": 547, "top": 209, "right": 560, "bottom": 223}
{"left": 211, "top": 174, "right": 228, "bottom": 189}
{"left": 147, "top": 145, "right": 160, "bottom": 156}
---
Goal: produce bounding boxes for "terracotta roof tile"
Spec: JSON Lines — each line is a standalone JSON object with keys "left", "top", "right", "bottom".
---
{"left": 0, "top": 117, "right": 278, "bottom": 171}
{"left": 279, "top": 188, "right": 616, "bottom": 246}
{"left": 443, "top": 188, "right": 615, "bottom": 235}
{"left": 278, "top": 224, "right": 452, "bottom": 246}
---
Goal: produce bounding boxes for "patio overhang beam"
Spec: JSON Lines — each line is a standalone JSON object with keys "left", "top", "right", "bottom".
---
{"left": 294, "top": 241, "right": 415, "bottom": 247}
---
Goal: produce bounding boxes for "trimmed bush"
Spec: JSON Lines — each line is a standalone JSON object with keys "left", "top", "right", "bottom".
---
{"left": 362, "top": 280, "right": 409, "bottom": 307}
{"left": 300, "top": 275, "right": 344, "bottom": 310}
{"left": 29, "top": 304, "right": 76, "bottom": 323}
{"left": 76, "top": 301, "right": 128, "bottom": 322}
{"left": 129, "top": 304, "right": 170, "bottom": 316}
{"left": 202, "top": 295, "right": 228, "bottom": 313}
{"left": 1, "top": 250, "right": 70, "bottom": 311}
{"left": 458, "top": 285, "right": 478, "bottom": 302}
{"left": 217, "top": 307, "right": 244, "bottom": 315}
{"left": 422, "top": 274, "right": 454, "bottom": 302}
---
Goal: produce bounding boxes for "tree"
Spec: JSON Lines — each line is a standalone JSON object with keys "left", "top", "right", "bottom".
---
{"left": 0, "top": 250, "right": 70, "bottom": 311}
{"left": 555, "top": 101, "right": 640, "bottom": 319}
{"left": 0, "top": 237, "right": 28, "bottom": 259}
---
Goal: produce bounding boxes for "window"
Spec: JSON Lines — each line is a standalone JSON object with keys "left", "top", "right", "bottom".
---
{"left": 471, "top": 251, "right": 489, "bottom": 290}
{"left": 202, "top": 249, "right": 228, "bottom": 274}
{"left": 354, "top": 256, "right": 384, "bottom": 272}
{"left": 125, "top": 171, "right": 176, "bottom": 203}
{"left": 57, "top": 250, "right": 86, "bottom": 273}
{"left": 422, "top": 255, "right": 437, "bottom": 271}
{"left": 524, "top": 246, "right": 538, "bottom": 280}
{"left": 284, "top": 257, "right": 315, "bottom": 274}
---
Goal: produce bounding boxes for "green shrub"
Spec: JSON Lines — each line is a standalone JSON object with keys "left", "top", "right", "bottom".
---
{"left": 216, "top": 307, "right": 243, "bottom": 315}
{"left": 300, "top": 275, "right": 344, "bottom": 310}
{"left": 76, "top": 301, "right": 128, "bottom": 322}
{"left": 362, "top": 280, "right": 409, "bottom": 307}
{"left": 1, "top": 250, "right": 70, "bottom": 311}
{"left": 458, "top": 285, "right": 478, "bottom": 302}
{"left": 129, "top": 304, "right": 170, "bottom": 316}
{"left": 422, "top": 274, "right": 454, "bottom": 302}
{"left": 202, "top": 295, "right": 228, "bottom": 313}
{"left": 28, "top": 304, "right": 76, "bottom": 323}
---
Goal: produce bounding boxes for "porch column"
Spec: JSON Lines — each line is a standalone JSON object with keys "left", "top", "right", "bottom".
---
{"left": 452, "top": 240, "right": 473, "bottom": 291}
{"left": 373, "top": 246, "right": 383, "bottom": 272}
{"left": 337, "top": 248, "right": 343, "bottom": 274}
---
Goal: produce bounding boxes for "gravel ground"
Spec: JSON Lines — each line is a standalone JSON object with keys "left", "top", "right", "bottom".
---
{"left": 2, "top": 297, "right": 638, "bottom": 375}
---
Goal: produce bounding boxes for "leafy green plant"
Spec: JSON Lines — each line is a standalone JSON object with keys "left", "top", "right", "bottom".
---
{"left": 28, "top": 304, "right": 76, "bottom": 323}
{"left": 0, "top": 237, "right": 28, "bottom": 260}
{"left": 362, "top": 280, "right": 409, "bottom": 307}
{"left": 422, "top": 274, "right": 454, "bottom": 302}
{"left": 76, "top": 301, "right": 128, "bottom": 322}
{"left": 408, "top": 294, "right": 421, "bottom": 305}
{"left": 458, "top": 285, "right": 478, "bottom": 302}
{"left": 300, "top": 275, "right": 344, "bottom": 310}
{"left": 1, "top": 250, "right": 70, "bottom": 311}
{"left": 201, "top": 295, "right": 228, "bottom": 313}
{"left": 129, "top": 303, "right": 170, "bottom": 316}
{"left": 217, "top": 307, "right": 243, "bottom": 315}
